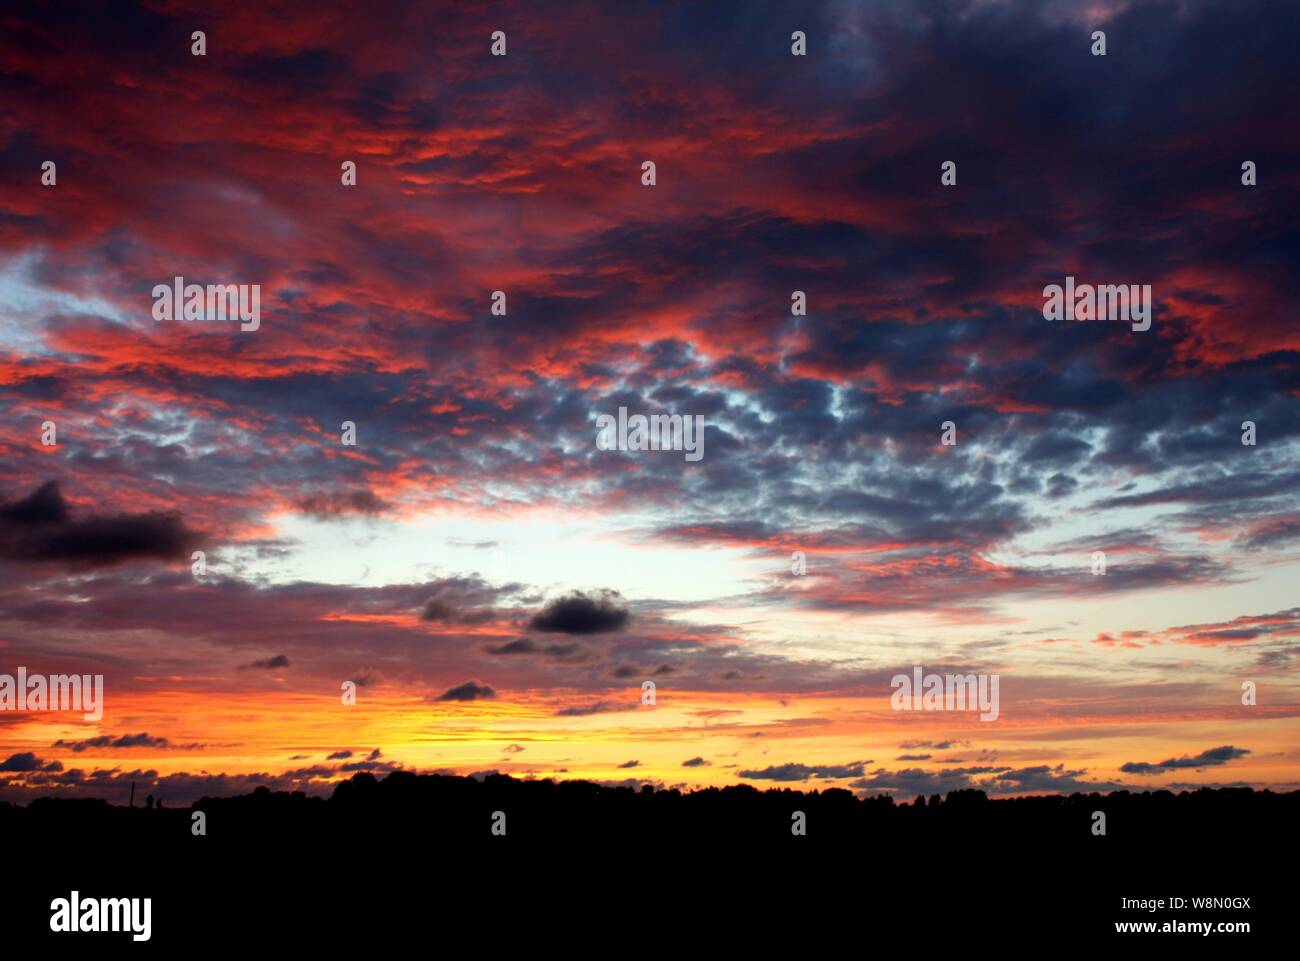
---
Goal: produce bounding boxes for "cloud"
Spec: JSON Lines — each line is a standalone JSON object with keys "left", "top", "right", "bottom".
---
{"left": 0, "top": 752, "right": 60, "bottom": 772}
{"left": 850, "top": 762, "right": 1127, "bottom": 797}
{"left": 419, "top": 579, "right": 500, "bottom": 625}
{"left": 486, "top": 638, "right": 584, "bottom": 659}
{"left": 0, "top": 763, "right": 344, "bottom": 805}
{"left": 985, "top": 765, "right": 1125, "bottom": 794}
{"left": 433, "top": 680, "right": 496, "bottom": 702}
{"left": 899, "top": 740, "right": 970, "bottom": 750}
{"left": 617, "top": 760, "right": 640, "bottom": 768}
{"left": 529, "top": 590, "right": 630, "bottom": 634}
{"left": 851, "top": 767, "right": 1006, "bottom": 797}
{"left": 326, "top": 750, "right": 353, "bottom": 760}
{"left": 681, "top": 757, "right": 710, "bottom": 768}
{"left": 738, "top": 761, "right": 870, "bottom": 781}
{"left": 52, "top": 732, "right": 192, "bottom": 752}
{"left": 337, "top": 757, "right": 403, "bottom": 773}
{"left": 422, "top": 600, "right": 493, "bottom": 624}
{"left": 553, "top": 700, "right": 638, "bottom": 717}
{"left": 0, "top": 481, "right": 68, "bottom": 524}
{"left": 1238, "top": 516, "right": 1300, "bottom": 550}
{"left": 1120, "top": 746, "right": 1251, "bottom": 775}
{"left": 295, "top": 489, "right": 391, "bottom": 518}
{"left": 486, "top": 639, "right": 537, "bottom": 655}
{"left": 0, "top": 481, "right": 200, "bottom": 568}
{"left": 240, "top": 654, "right": 291, "bottom": 670}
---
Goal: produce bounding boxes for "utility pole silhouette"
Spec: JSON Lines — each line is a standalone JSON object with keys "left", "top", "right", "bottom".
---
{"left": 129, "top": 781, "right": 136, "bottom": 808}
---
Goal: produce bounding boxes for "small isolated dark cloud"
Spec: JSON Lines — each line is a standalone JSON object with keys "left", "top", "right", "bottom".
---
{"left": 529, "top": 589, "right": 630, "bottom": 634}
{"left": 486, "top": 638, "right": 584, "bottom": 659}
{"left": 554, "top": 700, "right": 638, "bottom": 717}
{"left": 618, "top": 760, "right": 640, "bottom": 768}
{"left": 487, "top": 638, "right": 537, "bottom": 655}
{"left": 895, "top": 754, "right": 932, "bottom": 761}
{"left": 738, "top": 761, "right": 870, "bottom": 782}
{"left": 296, "top": 489, "right": 390, "bottom": 518}
{"left": 502, "top": 744, "right": 525, "bottom": 753}
{"left": 53, "top": 732, "right": 187, "bottom": 752}
{"left": 240, "top": 654, "right": 290, "bottom": 670}
{"left": 681, "top": 756, "right": 710, "bottom": 768}
{"left": 338, "top": 759, "right": 402, "bottom": 774}
{"left": 0, "top": 481, "right": 200, "bottom": 568}
{"left": 1120, "top": 745, "right": 1250, "bottom": 775}
{"left": 434, "top": 680, "right": 496, "bottom": 702}
{"left": 899, "top": 740, "right": 969, "bottom": 750}
{"left": 327, "top": 750, "right": 387, "bottom": 773}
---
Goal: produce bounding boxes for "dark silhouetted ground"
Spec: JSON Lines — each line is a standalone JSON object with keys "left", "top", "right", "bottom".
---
{"left": 6, "top": 773, "right": 1292, "bottom": 948}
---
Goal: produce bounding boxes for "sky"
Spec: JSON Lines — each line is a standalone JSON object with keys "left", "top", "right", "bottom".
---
{"left": 0, "top": 0, "right": 1297, "bottom": 806}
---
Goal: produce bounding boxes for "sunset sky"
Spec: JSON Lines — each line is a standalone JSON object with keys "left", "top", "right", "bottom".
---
{"left": 1, "top": 0, "right": 1297, "bottom": 806}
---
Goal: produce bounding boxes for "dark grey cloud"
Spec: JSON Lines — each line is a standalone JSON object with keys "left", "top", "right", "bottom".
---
{"left": 0, "top": 481, "right": 200, "bottom": 568}
{"left": 899, "top": 740, "right": 970, "bottom": 751}
{"left": 851, "top": 762, "right": 1126, "bottom": 797}
{"left": 529, "top": 590, "right": 630, "bottom": 634}
{"left": 554, "top": 700, "right": 638, "bottom": 717}
{"left": 738, "top": 761, "right": 870, "bottom": 781}
{"left": 52, "top": 732, "right": 193, "bottom": 752}
{"left": 420, "top": 578, "right": 501, "bottom": 625}
{"left": 486, "top": 638, "right": 537, "bottom": 655}
{"left": 241, "top": 654, "right": 291, "bottom": 670}
{"left": 1120, "top": 746, "right": 1250, "bottom": 775}
{"left": 850, "top": 767, "right": 989, "bottom": 797}
{"left": 434, "top": 680, "right": 496, "bottom": 702}
{"left": 486, "top": 638, "right": 584, "bottom": 659}
{"left": 0, "top": 752, "right": 61, "bottom": 772}
{"left": 985, "top": 765, "right": 1125, "bottom": 794}
{"left": 296, "top": 489, "right": 391, "bottom": 518}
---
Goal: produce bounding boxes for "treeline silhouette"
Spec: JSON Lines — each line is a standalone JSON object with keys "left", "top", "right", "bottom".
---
{"left": 10, "top": 772, "right": 1293, "bottom": 947}
{"left": 4, "top": 771, "right": 1294, "bottom": 848}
